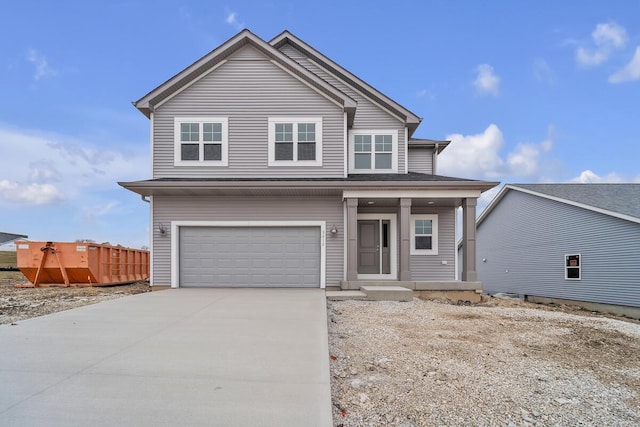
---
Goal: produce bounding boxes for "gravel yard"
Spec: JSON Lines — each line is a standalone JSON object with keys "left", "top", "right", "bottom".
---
{"left": 0, "top": 272, "right": 150, "bottom": 325}
{"left": 328, "top": 298, "right": 640, "bottom": 426}
{"left": 3, "top": 270, "right": 639, "bottom": 426}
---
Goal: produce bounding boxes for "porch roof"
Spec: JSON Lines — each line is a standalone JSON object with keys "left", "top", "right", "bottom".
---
{"left": 119, "top": 173, "right": 498, "bottom": 197}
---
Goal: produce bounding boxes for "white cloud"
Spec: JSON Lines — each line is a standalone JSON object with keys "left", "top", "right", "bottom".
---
{"left": 26, "top": 49, "right": 55, "bottom": 81}
{"left": 576, "top": 47, "right": 608, "bottom": 67}
{"left": 570, "top": 170, "right": 624, "bottom": 183}
{"left": 225, "top": 10, "right": 245, "bottom": 30}
{"left": 473, "top": 64, "right": 500, "bottom": 96}
{"left": 439, "top": 124, "right": 554, "bottom": 180}
{"left": 592, "top": 22, "right": 627, "bottom": 49}
{"left": 415, "top": 89, "right": 435, "bottom": 100}
{"left": 0, "top": 125, "right": 147, "bottom": 207}
{"left": 0, "top": 180, "right": 65, "bottom": 205}
{"left": 533, "top": 58, "right": 555, "bottom": 85}
{"left": 440, "top": 124, "right": 505, "bottom": 179}
{"left": 575, "top": 21, "right": 628, "bottom": 67}
{"left": 609, "top": 46, "right": 640, "bottom": 83}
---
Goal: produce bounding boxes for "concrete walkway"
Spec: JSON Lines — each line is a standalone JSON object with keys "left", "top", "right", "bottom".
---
{"left": 0, "top": 288, "right": 333, "bottom": 426}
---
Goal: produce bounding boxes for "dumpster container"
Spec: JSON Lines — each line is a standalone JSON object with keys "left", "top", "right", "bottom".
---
{"left": 15, "top": 241, "right": 150, "bottom": 287}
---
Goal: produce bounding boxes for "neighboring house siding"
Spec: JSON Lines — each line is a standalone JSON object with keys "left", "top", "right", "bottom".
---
{"left": 407, "top": 147, "right": 434, "bottom": 174}
{"left": 278, "top": 43, "right": 407, "bottom": 173}
{"left": 411, "top": 207, "right": 456, "bottom": 280}
{"left": 477, "top": 190, "right": 640, "bottom": 308}
{"left": 153, "top": 44, "right": 345, "bottom": 178}
{"left": 152, "top": 195, "right": 344, "bottom": 286}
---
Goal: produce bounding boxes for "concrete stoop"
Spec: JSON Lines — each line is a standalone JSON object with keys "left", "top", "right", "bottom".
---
{"left": 326, "top": 286, "right": 413, "bottom": 302}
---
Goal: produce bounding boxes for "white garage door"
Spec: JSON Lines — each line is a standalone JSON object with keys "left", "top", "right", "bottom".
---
{"left": 179, "top": 226, "right": 321, "bottom": 287}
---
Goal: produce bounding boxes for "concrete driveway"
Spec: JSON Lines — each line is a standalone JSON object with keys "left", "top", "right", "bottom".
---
{"left": 0, "top": 288, "right": 333, "bottom": 426}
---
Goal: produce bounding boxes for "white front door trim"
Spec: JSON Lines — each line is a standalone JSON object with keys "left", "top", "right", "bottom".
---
{"left": 356, "top": 213, "right": 397, "bottom": 280}
{"left": 171, "top": 220, "right": 326, "bottom": 288}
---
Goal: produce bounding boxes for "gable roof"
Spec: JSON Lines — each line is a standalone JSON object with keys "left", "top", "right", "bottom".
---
{"left": 0, "top": 232, "right": 27, "bottom": 245}
{"left": 133, "top": 29, "right": 357, "bottom": 120}
{"left": 270, "top": 30, "right": 422, "bottom": 136}
{"left": 478, "top": 183, "right": 640, "bottom": 227}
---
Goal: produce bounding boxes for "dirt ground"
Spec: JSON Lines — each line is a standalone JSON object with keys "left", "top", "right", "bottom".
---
{"left": 328, "top": 297, "right": 640, "bottom": 426}
{"left": 0, "top": 271, "right": 150, "bottom": 325}
{"left": 2, "top": 270, "right": 639, "bottom": 425}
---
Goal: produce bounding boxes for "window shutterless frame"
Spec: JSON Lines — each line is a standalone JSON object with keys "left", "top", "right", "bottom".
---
{"left": 410, "top": 214, "right": 438, "bottom": 255}
{"left": 174, "top": 117, "right": 229, "bottom": 166}
{"left": 348, "top": 129, "right": 398, "bottom": 173}
{"left": 564, "top": 253, "right": 581, "bottom": 280}
{"left": 267, "top": 117, "right": 323, "bottom": 166}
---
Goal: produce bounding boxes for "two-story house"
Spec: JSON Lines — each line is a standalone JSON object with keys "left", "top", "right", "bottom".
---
{"left": 119, "top": 29, "right": 498, "bottom": 295}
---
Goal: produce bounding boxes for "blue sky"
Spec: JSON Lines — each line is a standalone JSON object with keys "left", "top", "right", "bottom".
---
{"left": 1, "top": 1, "right": 639, "bottom": 249}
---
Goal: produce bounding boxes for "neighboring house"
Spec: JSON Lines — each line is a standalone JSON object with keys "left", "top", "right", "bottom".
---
{"left": 119, "top": 29, "right": 497, "bottom": 292}
{"left": 0, "top": 232, "right": 27, "bottom": 246}
{"left": 468, "top": 183, "right": 640, "bottom": 318}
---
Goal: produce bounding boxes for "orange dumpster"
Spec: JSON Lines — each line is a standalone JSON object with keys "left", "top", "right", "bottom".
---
{"left": 14, "top": 241, "right": 149, "bottom": 287}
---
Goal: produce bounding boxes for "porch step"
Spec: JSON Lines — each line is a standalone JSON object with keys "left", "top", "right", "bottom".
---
{"left": 360, "top": 285, "right": 413, "bottom": 302}
{"left": 326, "top": 290, "right": 368, "bottom": 301}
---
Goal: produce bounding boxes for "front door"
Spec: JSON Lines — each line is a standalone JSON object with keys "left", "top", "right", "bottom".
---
{"left": 357, "top": 219, "right": 391, "bottom": 275}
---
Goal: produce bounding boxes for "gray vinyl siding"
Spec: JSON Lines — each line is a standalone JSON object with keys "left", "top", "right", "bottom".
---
{"left": 410, "top": 207, "right": 456, "bottom": 280}
{"left": 477, "top": 190, "right": 640, "bottom": 308}
{"left": 153, "top": 44, "right": 344, "bottom": 178}
{"left": 278, "top": 43, "right": 407, "bottom": 173}
{"left": 151, "top": 195, "right": 344, "bottom": 287}
{"left": 407, "top": 148, "right": 434, "bottom": 174}
{"left": 357, "top": 206, "right": 456, "bottom": 280}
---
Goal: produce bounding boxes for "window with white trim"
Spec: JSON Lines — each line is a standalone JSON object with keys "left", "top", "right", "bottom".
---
{"left": 565, "top": 254, "right": 581, "bottom": 280}
{"left": 349, "top": 130, "right": 398, "bottom": 173}
{"left": 174, "top": 117, "right": 228, "bottom": 166}
{"left": 410, "top": 214, "right": 438, "bottom": 255}
{"left": 268, "top": 117, "right": 323, "bottom": 166}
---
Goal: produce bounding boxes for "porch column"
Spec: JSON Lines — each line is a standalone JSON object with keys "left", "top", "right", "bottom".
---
{"left": 462, "top": 197, "right": 478, "bottom": 282}
{"left": 399, "top": 198, "right": 412, "bottom": 281}
{"left": 346, "top": 198, "right": 358, "bottom": 281}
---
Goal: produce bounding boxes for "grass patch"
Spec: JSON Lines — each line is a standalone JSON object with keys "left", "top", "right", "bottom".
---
{"left": 0, "top": 251, "right": 17, "bottom": 268}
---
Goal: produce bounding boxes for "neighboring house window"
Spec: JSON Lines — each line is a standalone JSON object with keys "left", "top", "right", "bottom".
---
{"left": 565, "top": 254, "right": 581, "bottom": 280}
{"left": 174, "top": 117, "right": 228, "bottom": 166}
{"left": 410, "top": 215, "right": 438, "bottom": 255}
{"left": 268, "top": 117, "right": 323, "bottom": 166}
{"left": 349, "top": 130, "right": 398, "bottom": 173}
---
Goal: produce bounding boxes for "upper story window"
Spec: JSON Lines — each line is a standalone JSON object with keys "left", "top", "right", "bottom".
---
{"left": 268, "top": 117, "right": 323, "bottom": 166}
{"left": 174, "top": 117, "right": 228, "bottom": 166}
{"left": 410, "top": 214, "right": 438, "bottom": 255}
{"left": 349, "top": 130, "right": 398, "bottom": 173}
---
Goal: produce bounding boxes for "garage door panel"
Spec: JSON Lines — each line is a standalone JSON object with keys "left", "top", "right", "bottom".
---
{"left": 179, "top": 226, "right": 320, "bottom": 287}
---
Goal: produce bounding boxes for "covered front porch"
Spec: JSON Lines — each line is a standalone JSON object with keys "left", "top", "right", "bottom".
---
{"left": 339, "top": 190, "right": 481, "bottom": 297}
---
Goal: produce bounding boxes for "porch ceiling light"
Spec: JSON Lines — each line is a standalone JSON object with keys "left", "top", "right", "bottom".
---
{"left": 367, "top": 201, "right": 374, "bottom": 205}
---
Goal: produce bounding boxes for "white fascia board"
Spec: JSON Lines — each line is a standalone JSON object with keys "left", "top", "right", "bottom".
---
{"left": 153, "top": 61, "right": 228, "bottom": 110}
{"left": 305, "top": 56, "right": 406, "bottom": 124}
{"left": 170, "top": 221, "right": 327, "bottom": 289}
{"left": 509, "top": 185, "right": 640, "bottom": 225}
{"left": 475, "top": 184, "right": 509, "bottom": 228}
{"left": 343, "top": 189, "right": 482, "bottom": 199}
{"left": 269, "top": 61, "right": 348, "bottom": 110}
{"left": 270, "top": 31, "right": 420, "bottom": 125}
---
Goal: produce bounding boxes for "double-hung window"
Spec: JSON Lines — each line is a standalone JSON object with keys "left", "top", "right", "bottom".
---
{"left": 349, "top": 130, "right": 398, "bottom": 173}
{"left": 565, "top": 254, "right": 581, "bottom": 280}
{"left": 410, "top": 215, "right": 438, "bottom": 255}
{"left": 174, "top": 117, "right": 228, "bottom": 166}
{"left": 268, "top": 117, "right": 322, "bottom": 166}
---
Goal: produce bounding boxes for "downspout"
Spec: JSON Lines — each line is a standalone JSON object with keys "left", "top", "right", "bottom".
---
{"left": 141, "top": 195, "right": 150, "bottom": 203}
{"left": 433, "top": 143, "right": 439, "bottom": 175}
